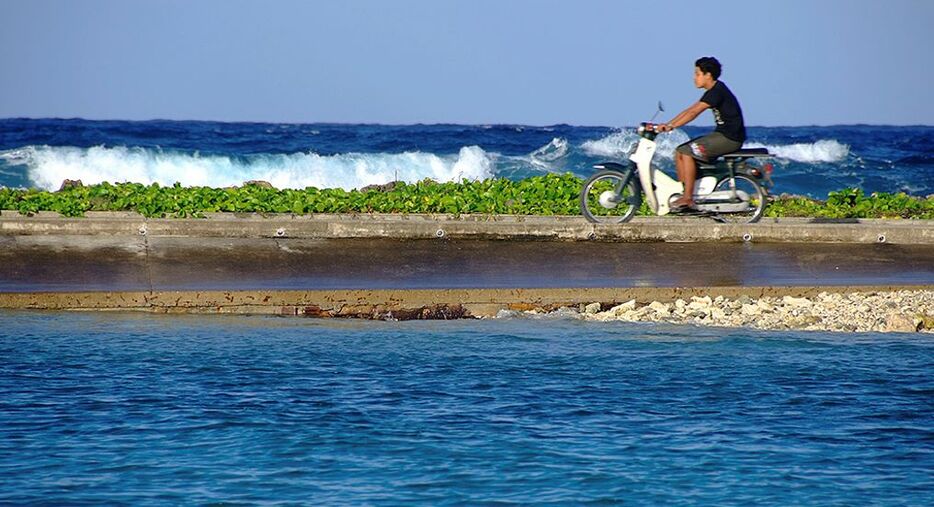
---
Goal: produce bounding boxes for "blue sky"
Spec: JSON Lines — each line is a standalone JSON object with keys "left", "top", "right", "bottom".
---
{"left": 1, "top": 0, "right": 931, "bottom": 126}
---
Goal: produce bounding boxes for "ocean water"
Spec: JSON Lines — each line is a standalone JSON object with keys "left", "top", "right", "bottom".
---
{"left": 1, "top": 119, "right": 932, "bottom": 198}
{"left": 2, "top": 312, "right": 932, "bottom": 505}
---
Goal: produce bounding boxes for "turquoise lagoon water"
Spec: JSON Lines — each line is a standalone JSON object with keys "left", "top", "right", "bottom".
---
{"left": 1, "top": 312, "right": 932, "bottom": 505}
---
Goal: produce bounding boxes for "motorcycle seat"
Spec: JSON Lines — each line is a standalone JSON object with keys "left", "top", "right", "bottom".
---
{"left": 698, "top": 147, "right": 772, "bottom": 168}
{"left": 721, "top": 148, "right": 771, "bottom": 159}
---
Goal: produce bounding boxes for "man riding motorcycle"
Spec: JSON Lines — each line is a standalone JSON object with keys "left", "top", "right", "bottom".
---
{"left": 658, "top": 56, "right": 746, "bottom": 212}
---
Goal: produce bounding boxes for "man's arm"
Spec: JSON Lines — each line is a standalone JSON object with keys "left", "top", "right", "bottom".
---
{"left": 661, "top": 101, "right": 709, "bottom": 131}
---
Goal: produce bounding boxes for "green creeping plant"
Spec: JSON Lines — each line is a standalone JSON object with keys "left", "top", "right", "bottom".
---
{"left": 1, "top": 177, "right": 931, "bottom": 219}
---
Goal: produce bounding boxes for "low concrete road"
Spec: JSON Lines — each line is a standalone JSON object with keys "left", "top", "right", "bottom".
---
{"left": 2, "top": 213, "right": 932, "bottom": 315}
{"left": 1, "top": 235, "right": 932, "bottom": 293}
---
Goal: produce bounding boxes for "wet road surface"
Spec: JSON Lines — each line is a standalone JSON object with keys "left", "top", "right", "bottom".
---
{"left": 1, "top": 236, "right": 932, "bottom": 292}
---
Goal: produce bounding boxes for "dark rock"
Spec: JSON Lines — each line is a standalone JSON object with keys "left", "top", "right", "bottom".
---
{"left": 59, "top": 179, "right": 83, "bottom": 191}
{"left": 388, "top": 304, "right": 471, "bottom": 320}
{"left": 360, "top": 181, "right": 402, "bottom": 193}
{"left": 243, "top": 180, "right": 275, "bottom": 189}
{"left": 301, "top": 305, "right": 334, "bottom": 317}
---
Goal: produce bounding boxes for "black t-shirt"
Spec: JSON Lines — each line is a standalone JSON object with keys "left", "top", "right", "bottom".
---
{"left": 700, "top": 81, "right": 745, "bottom": 143}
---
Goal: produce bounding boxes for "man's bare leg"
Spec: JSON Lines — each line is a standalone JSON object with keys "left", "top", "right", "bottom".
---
{"left": 675, "top": 153, "right": 683, "bottom": 182}
{"left": 673, "top": 152, "right": 697, "bottom": 208}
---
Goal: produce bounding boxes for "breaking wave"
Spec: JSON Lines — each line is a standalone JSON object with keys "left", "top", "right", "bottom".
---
{"left": 743, "top": 140, "right": 850, "bottom": 163}
{"left": 582, "top": 129, "right": 691, "bottom": 159}
{"left": 581, "top": 131, "right": 850, "bottom": 164}
{"left": 0, "top": 145, "right": 496, "bottom": 191}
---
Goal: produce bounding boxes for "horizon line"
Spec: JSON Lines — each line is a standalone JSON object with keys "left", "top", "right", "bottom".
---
{"left": 2, "top": 116, "right": 932, "bottom": 129}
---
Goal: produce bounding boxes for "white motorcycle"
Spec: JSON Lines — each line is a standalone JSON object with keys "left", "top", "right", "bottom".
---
{"left": 580, "top": 106, "right": 774, "bottom": 224}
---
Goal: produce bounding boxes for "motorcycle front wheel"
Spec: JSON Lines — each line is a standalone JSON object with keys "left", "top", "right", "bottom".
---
{"left": 580, "top": 170, "right": 640, "bottom": 224}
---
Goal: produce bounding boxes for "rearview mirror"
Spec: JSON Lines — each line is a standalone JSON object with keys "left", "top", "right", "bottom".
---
{"left": 650, "top": 101, "right": 665, "bottom": 122}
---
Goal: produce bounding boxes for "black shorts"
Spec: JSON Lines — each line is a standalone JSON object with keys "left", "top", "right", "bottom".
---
{"left": 675, "top": 132, "right": 743, "bottom": 162}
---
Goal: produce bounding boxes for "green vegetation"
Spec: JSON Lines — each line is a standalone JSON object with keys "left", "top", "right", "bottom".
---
{"left": 765, "top": 188, "right": 934, "bottom": 219}
{"left": 0, "top": 174, "right": 931, "bottom": 219}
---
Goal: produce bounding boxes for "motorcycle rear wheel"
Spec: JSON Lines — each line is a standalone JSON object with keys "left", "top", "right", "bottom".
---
{"left": 709, "top": 174, "right": 767, "bottom": 223}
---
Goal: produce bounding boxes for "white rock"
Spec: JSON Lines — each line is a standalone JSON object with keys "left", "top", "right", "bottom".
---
{"left": 686, "top": 302, "right": 708, "bottom": 312}
{"left": 782, "top": 296, "right": 812, "bottom": 308}
{"left": 556, "top": 290, "right": 934, "bottom": 334}
{"left": 609, "top": 299, "right": 637, "bottom": 316}
{"left": 735, "top": 295, "right": 753, "bottom": 306}
{"left": 882, "top": 312, "right": 919, "bottom": 333}
{"left": 648, "top": 301, "right": 670, "bottom": 316}
{"left": 710, "top": 308, "right": 726, "bottom": 321}
{"left": 589, "top": 312, "right": 614, "bottom": 322}
{"left": 741, "top": 304, "right": 761, "bottom": 316}
{"left": 624, "top": 310, "right": 643, "bottom": 321}
{"left": 691, "top": 296, "right": 713, "bottom": 306}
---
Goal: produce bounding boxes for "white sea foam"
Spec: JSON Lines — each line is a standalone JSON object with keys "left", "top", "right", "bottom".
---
{"left": 582, "top": 129, "right": 691, "bottom": 159}
{"left": 3, "top": 145, "right": 496, "bottom": 191}
{"left": 744, "top": 140, "right": 849, "bottom": 163}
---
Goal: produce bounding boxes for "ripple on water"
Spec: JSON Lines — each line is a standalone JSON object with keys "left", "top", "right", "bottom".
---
{"left": 1, "top": 312, "right": 932, "bottom": 504}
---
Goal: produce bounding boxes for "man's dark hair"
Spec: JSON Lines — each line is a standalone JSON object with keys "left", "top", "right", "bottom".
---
{"left": 695, "top": 56, "right": 722, "bottom": 80}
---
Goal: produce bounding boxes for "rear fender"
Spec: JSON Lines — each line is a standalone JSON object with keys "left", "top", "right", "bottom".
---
{"left": 735, "top": 166, "right": 773, "bottom": 190}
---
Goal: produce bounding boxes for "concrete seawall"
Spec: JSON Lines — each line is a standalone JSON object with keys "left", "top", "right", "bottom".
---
{"left": 2, "top": 212, "right": 932, "bottom": 317}
{"left": 3, "top": 211, "right": 934, "bottom": 244}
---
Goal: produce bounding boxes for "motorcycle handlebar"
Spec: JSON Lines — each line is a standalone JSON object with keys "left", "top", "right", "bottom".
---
{"left": 639, "top": 122, "right": 667, "bottom": 135}
{"left": 642, "top": 122, "right": 671, "bottom": 133}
